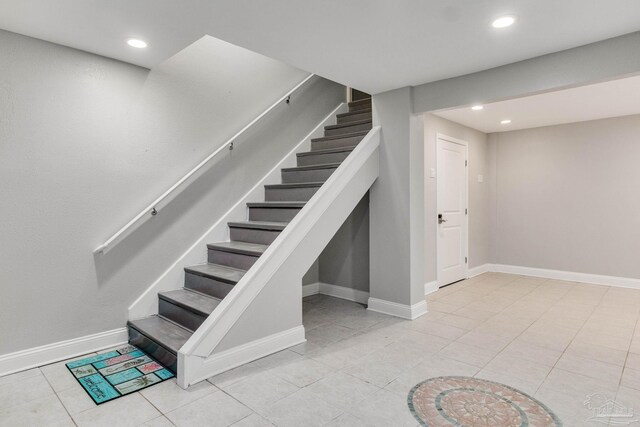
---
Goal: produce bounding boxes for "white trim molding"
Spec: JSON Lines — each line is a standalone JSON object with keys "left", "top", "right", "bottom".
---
{"left": 490, "top": 264, "right": 640, "bottom": 290}
{"left": 0, "top": 328, "right": 128, "bottom": 377}
{"left": 468, "top": 264, "right": 490, "bottom": 278}
{"left": 367, "top": 298, "right": 427, "bottom": 320}
{"left": 424, "top": 281, "right": 438, "bottom": 295}
{"left": 178, "top": 326, "right": 305, "bottom": 388}
{"left": 303, "top": 282, "right": 370, "bottom": 304}
{"left": 302, "top": 283, "right": 320, "bottom": 298}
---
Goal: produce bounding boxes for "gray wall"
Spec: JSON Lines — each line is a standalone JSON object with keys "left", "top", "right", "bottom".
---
{"left": 489, "top": 114, "right": 640, "bottom": 278}
{"left": 0, "top": 29, "right": 344, "bottom": 355}
{"left": 319, "top": 194, "right": 370, "bottom": 292}
{"left": 423, "top": 114, "right": 490, "bottom": 283}
{"left": 368, "top": 88, "right": 425, "bottom": 307}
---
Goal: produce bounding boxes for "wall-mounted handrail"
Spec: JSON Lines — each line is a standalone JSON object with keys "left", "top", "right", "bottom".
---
{"left": 94, "top": 74, "right": 316, "bottom": 255}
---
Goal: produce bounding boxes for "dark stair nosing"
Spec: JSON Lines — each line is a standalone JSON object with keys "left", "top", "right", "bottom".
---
{"left": 227, "top": 221, "right": 288, "bottom": 231}
{"left": 264, "top": 182, "right": 324, "bottom": 189}
{"left": 158, "top": 288, "right": 221, "bottom": 317}
{"left": 348, "top": 98, "right": 372, "bottom": 108}
{"left": 297, "top": 146, "right": 356, "bottom": 157}
{"left": 184, "top": 263, "right": 246, "bottom": 284}
{"left": 282, "top": 162, "right": 341, "bottom": 172}
{"left": 325, "top": 119, "right": 372, "bottom": 130}
{"left": 246, "top": 201, "right": 306, "bottom": 208}
{"left": 337, "top": 108, "right": 372, "bottom": 118}
{"left": 311, "top": 130, "right": 368, "bottom": 142}
{"left": 206, "top": 241, "right": 268, "bottom": 256}
{"left": 128, "top": 315, "right": 192, "bottom": 354}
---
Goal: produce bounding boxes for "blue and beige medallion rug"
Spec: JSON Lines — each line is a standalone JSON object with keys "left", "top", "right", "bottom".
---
{"left": 66, "top": 345, "right": 174, "bottom": 404}
{"left": 408, "top": 376, "right": 562, "bottom": 426}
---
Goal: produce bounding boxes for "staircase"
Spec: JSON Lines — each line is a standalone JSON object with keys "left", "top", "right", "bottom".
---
{"left": 127, "top": 98, "right": 373, "bottom": 373}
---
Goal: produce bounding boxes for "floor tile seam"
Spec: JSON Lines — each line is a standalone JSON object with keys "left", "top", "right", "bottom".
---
{"left": 219, "top": 386, "right": 278, "bottom": 418}
{"left": 533, "top": 304, "right": 609, "bottom": 396}
{"left": 476, "top": 287, "right": 566, "bottom": 395}
{"left": 40, "top": 369, "right": 80, "bottom": 427}
{"left": 337, "top": 369, "right": 385, "bottom": 393}
{"left": 216, "top": 388, "right": 260, "bottom": 424}
{"left": 138, "top": 383, "right": 208, "bottom": 419}
{"left": 618, "top": 313, "right": 640, "bottom": 391}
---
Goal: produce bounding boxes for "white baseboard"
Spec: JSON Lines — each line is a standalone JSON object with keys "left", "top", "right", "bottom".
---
{"left": 319, "top": 283, "right": 369, "bottom": 304}
{"left": 302, "top": 282, "right": 370, "bottom": 304}
{"left": 367, "top": 298, "right": 427, "bottom": 320}
{"left": 468, "top": 264, "right": 490, "bottom": 278}
{"left": 180, "top": 326, "right": 305, "bottom": 388}
{"left": 424, "top": 281, "right": 438, "bottom": 296}
{"left": 489, "top": 264, "right": 640, "bottom": 289}
{"left": 0, "top": 328, "right": 128, "bottom": 377}
{"left": 302, "top": 283, "right": 320, "bottom": 297}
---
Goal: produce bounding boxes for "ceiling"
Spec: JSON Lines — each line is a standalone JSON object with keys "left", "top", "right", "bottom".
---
{"left": 1, "top": 1, "right": 640, "bottom": 94}
{"left": 433, "top": 75, "right": 640, "bottom": 133}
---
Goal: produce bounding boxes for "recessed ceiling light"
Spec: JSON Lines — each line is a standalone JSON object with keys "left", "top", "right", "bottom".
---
{"left": 471, "top": 105, "right": 484, "bottom": 111}
{"left": 501, "top": 119, "right": 512, "bottom": 125}
{"left": 127, "top": 38, "right": 148, "bottom": 49}
{"left": 492, "top": 15, "right": 517, "bottom": 29}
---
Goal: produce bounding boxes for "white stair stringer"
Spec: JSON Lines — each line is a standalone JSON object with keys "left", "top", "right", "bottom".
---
{"left": 177, "top": 126, "right": 380, "bottom": 388}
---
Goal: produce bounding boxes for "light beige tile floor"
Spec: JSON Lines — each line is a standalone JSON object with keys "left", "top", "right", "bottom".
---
{"left": 1, "top": 272, "right": 639, "bottom": 426}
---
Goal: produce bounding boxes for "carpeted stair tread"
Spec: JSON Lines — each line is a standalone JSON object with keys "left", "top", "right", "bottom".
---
{"left": 311, "top": 130, "right": 368, "bottom": 142}
{"left": 264, "top": 182, "right": 324, "bottom": 189}
{"left": 281, "top": 162, "right": 341, "bottom": 172}
{"left": 337, "top": 108, "right": 372, "bottom": 118}
{"left": 325, "top": 119, "right": 372, "bottom": 130}
{"left": 206, "top": 241, "right": 269, "bottom": 256}
{"left": 246, "top": 201, "right": 307, "bottom": 208}
{"left": 159, "top": 288, "right": 221, "bottom": 317}
{"left": 227, "top": 221, "right": 288, "bottom": 231}
{"left": 184, "top": 263, "right": 246, "bottom": 283}
{"left": 297, "top": 146, "right": 356, "bottom": 157}
{"left": 128, "top": 315, "right": 192, "bottom": 354}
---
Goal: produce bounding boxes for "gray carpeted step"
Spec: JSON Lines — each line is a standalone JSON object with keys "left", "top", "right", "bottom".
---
{"left": 264, "top": 182, "right": 323, "bottom": 202}
{"left": 324, "top": 119, "right": 372, "bottom": 136}
{"left": 228, "top": 221, "right": 288, "bottom": 245}
{"left": 247, "top": 201, "right": 306, "bottom": 222}
{"left": 281, "top": 162, "right": 340, "bottom": 183}
{"left": 337, "top": 108, "right": 372, "bottom": 125}
{"left": 158, "top": 288, "right": 221, "bottom": 331}
{"left": 297, "top": 146, "right": 355, "bottom": 167}
{"left": 348, "top": 98, "right": 371, "bottom": 112}
{"left": 127, "top": 315, "right": 193, "bottom": 372}
{"left": 207, "top": 241, "right": 268, "bottom": 270}
{"left": 184, "top": 263, "right": 246, "bottom": 299}
{"left": 311, "top": 130, "right": 368, "bottom": 151}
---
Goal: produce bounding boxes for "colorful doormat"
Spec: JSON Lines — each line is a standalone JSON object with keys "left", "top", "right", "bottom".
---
{"left": 408, "top": 376, "right": 562, "bottom": 426}
{"left": 65, "top": 345, "right": 174, "bottom": 404}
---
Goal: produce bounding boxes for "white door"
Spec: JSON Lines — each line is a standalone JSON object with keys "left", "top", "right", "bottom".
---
{"left": 436, "top": 135, "right": 468, "bottom": 287}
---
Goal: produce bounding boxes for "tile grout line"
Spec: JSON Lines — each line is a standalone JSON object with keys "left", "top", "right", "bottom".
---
{"left": 40, "top": 368, "right": 80, "bottom": 427}
{"left": 448, "top": 276, "right": 550, "bottom": 379}
{"left": 616, "top": 308, "right": 640, "bottom": 399}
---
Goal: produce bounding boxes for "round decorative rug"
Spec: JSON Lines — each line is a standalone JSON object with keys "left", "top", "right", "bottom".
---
{"left": 408, "top": 376, "right": 562, "bottom": 427}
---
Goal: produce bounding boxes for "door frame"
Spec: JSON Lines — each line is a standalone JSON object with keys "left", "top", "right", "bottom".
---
{"left": 435, "top": 133, "right": 469, "bottom": 287}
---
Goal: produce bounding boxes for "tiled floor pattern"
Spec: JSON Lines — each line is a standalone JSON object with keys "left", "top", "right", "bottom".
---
{"left": 1, "top": 273, "right": 639, "bottom": 426}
